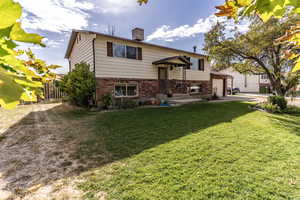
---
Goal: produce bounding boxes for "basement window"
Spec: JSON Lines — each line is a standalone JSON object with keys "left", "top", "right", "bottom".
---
{"left": 190, "top": 85, "right": 201, "bottom": 94}
{"left": 114, "top": 84, "right": 138, "bottom": 97}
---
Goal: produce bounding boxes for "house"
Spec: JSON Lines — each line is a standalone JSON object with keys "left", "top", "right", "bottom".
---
{"left": 64, "top": 28, "right": 229, "bottom": 103}
{"left": 221, "top": 68, "right": 271, "bottom": 93}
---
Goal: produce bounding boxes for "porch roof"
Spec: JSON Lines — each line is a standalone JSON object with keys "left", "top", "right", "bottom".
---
{"left": 211, "top": 71, "right": 233, "bottom": 79}
{"left": 152, "top": 56, "right": 192, "bottom": 67}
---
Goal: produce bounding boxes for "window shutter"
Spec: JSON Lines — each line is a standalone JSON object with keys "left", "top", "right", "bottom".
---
{"left": 107, "top": 42, "right": 113, "bottom": 57}
{"left": 198, "top": 59, "right": 204, "bottom": 71}
{"left": 185, "top": 56, "right": 191, "bottom": 69}
{"left": 137, "top": 47, "right": 142, "bottom": 60}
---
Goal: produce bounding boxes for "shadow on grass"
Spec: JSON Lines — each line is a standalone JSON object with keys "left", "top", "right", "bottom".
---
{"left": 268, "top": 113, "right": 300, "bottom": 136}
{"left": 87, "top": 101, "right": 253, "bottom": 161}
{"left": 0, "top": 101, "right": 253, "bottom": 197}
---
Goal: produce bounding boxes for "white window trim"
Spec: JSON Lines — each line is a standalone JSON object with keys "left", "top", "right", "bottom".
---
{"left": 113, "top": 43, "right": 138, "bottom": 60}
{"left": 114, "top": 83, "right": 139, "bottom": 98}
{"left": 190, "top": 85, "right": 201, "bottom": 94}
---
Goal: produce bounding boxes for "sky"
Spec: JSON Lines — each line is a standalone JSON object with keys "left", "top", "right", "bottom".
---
{"left": 15, "top": 0, "right": 249, "bottom": 74}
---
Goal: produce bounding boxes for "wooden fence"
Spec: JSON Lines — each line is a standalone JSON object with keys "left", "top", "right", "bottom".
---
{"left": 43, "top": 81, "right": 66, "bottom": 100}
{"left": 19, "top": 80, "right": 66, "bottom": 105}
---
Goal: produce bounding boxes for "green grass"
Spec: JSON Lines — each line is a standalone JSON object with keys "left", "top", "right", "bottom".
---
{"left": 77, "top": 102, "right": 300, "bottom": 200}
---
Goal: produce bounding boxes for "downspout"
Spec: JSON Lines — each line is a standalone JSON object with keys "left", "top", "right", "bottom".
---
{"left": 92, "top": 38, "right": 97, "bottom": 105}
{"left": 68, "top": 60, "right": 71, "bottom": 72}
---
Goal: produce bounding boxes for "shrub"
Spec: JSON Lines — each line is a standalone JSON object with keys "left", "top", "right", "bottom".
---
{"left": 102, "top": 93, "right": 113, "bottom": 109}
{"left": 58, "top": 62, "right": 95, "bottom": 107}
{"left": 122, "top": 99, "right": 138, "bottom": 109}
{"left": 115, "top": 98, "right": 138, "bottom": 109}
{"left": 259, "top": 86, "right": 268, "bottom": 94}
{"left": 267, "top": 95, "right": 287, "bottom": 110}
{"left": 257, "top": 102, "right": 281, "bottom": 113}
{"left": 283, "top": 105, "right": 300, "bottom": 114}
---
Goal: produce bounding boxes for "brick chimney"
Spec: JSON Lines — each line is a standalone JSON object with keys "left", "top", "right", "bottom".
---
{"left": 132, "top": 28, "right": 144, "bottom": 41}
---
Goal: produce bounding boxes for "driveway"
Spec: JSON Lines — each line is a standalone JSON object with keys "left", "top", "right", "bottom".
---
{"left": 231, "top": 93, "right": 300, "bottom": 107}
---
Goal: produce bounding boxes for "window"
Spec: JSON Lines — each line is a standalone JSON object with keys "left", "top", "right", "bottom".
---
{"left": 198, "top": 59, "right": 205, "bottom": 71}
{"left": 126, "top": 46, "right": 137, "bottom": 59}
{"left": 261, "top": 74, "right": 268, "bottom": 80}
{"left": 112, "top": 43, "right": 139, "bottom": 59}
{"left": 188, "top": 58, "right": 205, "bottom": 71}
{"left": 127, "top": 84, "right": 138, "bottom": 96}
{"left": 115, "top": 85, "right": 127, "bottom": 97}
{"left": 190, "top": 58, "right": 198, "bottom": 70}
{"left": 113, "top": 43, "right": 126, "bottom": 58}
{"left": 114, "top": 84, "right": 138, "bottom": 97}
{"left": 190, "top": 85, "right": 202, "bottom": 94}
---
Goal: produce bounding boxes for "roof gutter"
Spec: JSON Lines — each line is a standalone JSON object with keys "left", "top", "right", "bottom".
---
{"left": 65, "top": 29, "right": 208, "bottom": 59}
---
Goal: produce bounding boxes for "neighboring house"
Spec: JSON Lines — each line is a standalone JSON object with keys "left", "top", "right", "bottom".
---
{"left": 64, "top": 28, "right": 229, "bottom": 103}
{"left": 221, "top": 68, "right": 271, "bottom": 93}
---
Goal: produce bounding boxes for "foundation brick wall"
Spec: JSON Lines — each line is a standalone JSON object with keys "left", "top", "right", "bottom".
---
{"left": 169, "top": 80, "right": 212, "bottom": 96}
{"left": 96, "top": 77, "right": 212, "bottom": 102}
{"left": 96, "top": 78, "right": 159, "bottom": 102}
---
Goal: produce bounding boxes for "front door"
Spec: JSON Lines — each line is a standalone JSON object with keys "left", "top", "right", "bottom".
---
{"left": 158, "top": 67, "right": 168, "bottom": 94}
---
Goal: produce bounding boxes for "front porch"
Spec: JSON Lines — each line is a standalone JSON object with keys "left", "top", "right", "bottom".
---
{"left": 152, "top": 56, "right": 211, "bottom": 98}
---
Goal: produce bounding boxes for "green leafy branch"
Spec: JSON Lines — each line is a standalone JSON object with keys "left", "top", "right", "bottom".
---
{"left": 138, "top": 0, "right": 300, "bottom": 72}
{"left": 214, "top": 0, "right": 300, "bottom": 72}
{"left": 0, "top": 0, "right": 59, "bottom": 109}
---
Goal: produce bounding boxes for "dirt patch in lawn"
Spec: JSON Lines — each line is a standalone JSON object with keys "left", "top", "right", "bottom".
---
{"left": 0, "top": 103, "right": 106, "bottom": 200}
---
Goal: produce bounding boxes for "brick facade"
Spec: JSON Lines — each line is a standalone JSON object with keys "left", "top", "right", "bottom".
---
{"left": 96, "top": 77, "right": 212, "bottom": 102}
{"left": 169, "top": 80, "right": 212, "bottom": 96}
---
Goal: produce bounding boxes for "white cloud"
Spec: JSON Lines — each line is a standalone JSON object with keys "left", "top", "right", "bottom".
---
{"left": 16, "top": 0, "right": 95, "bottom": 33}
{"left": 146, "top": 15, "right": 250, "bottom": 42}
{"left": 43, "top": 38, "right": 63, "bottom": 48}
{"left": 95, "top": 0, "right": 138, "bottom": 14}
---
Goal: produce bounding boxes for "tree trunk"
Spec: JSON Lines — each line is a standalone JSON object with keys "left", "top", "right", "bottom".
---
{"left": 267, "top": 75, "right": 287, "bottom": 97}
{"left": 272, "top": 81, "right": 287, "bottom": 97}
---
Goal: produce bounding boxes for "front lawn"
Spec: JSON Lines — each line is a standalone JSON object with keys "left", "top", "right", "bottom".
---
{"left": 77, "top": 102, "right": 300, "bottom": 200}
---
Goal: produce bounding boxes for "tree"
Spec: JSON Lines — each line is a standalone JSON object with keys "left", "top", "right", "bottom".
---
{"left": 138, "top": 0, "right": 300, "bottom": 72}
{"left": 0, "top": 0, "right": 58, "bottom": 109}
{"left": 214, "top": 0, "right": 300, "bottom": 72}
{"left": 58, "top": 62, "right": 95, "bottom": 107}
{"left": 203, "top": 16, "right": 300, "bottom": 96}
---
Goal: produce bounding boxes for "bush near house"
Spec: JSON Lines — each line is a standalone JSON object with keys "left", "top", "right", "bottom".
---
{"left": 58, "top": 62, "right": 95, "bottom": 107}
{"left": 117, "top": 99, "right": 138, "bottom": 109}
{"left": 268, "top": 95, "right": 287, "bottom": 110}
{"left": 253, "top": 96, "right": 299, "bottom": 114}
{"left": 101, "top": 93, "right": 113, "bottom": 109}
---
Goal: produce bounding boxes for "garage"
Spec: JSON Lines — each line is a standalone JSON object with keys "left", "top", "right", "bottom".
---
{"left": 212, "top": 79, "right": 224, "bottom": 97}
{"left": 211, "top": 72, "right": 232, "bottom": 97}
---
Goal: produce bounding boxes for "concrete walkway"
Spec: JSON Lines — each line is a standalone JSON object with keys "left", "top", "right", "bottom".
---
{"left": 209, "top": 96, "right": 259, "bottom": 103}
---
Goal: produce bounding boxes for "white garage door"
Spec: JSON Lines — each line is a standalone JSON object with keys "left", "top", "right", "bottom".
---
{"left": 212, "top": 79, "right": 224, "bottom": 97}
